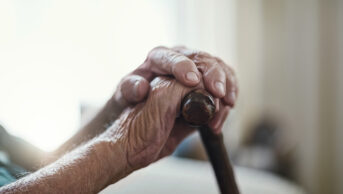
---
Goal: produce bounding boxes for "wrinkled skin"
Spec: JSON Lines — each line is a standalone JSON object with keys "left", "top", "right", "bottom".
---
{"left": 103, "top": 46, "right": 239, "bottom": 172}
{"left": 53, "top": 45, "right": 238, "bottom": 176}
{"left": 114, "top": 46, "right": 238, "bottom": 134}
{"left": 0, "top": 46, "right": 239, "bottom": 194}
{"left": 105, "top": 77, "right": 203, "bottom": 171}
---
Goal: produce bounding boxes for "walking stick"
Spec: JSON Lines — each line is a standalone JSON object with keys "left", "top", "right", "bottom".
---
{"left": 181, "top": 89, "right": 240, "bottom": 194}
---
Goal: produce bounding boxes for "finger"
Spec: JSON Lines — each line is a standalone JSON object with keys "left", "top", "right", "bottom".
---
{"left": 120, "top": 75, "right": 150, "bottom": 104}
{"left": 208, "top": 103, "right": 230, "bottom": 134}
{"left": 215, "top": 98, "right": 220, "bottom": 113}
{"left": 174, "top": 46, "right": 239, "bottom": 107}
{"left": 172, "top": 46, "right": 211, "bottom": 60}
{"left": 217, "top": 59, "right": 239, "bottom": 107}
{"left": 197, "top": 59, "right": 227, "bottom": 98}
{"left": 145, "top": 47, "right": 201, "bottom": 86}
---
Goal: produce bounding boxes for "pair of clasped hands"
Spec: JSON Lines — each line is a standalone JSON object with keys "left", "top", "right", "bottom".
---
{"left": 0, "top": 46, "right": 238, "bottom": 194}
{"left": 102, "top": 46, "right": 238, "bottom": 174}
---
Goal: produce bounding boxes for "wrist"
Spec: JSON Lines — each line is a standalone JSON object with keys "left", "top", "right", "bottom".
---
{"left": 95, "top": 131, "right": 132, "bottom": 184}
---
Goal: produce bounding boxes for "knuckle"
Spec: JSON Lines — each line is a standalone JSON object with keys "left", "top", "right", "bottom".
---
{"left": 174, "top": 58, "right": 193, "bottom": 69}
{"left": 147, "top": 46, "right": 168, "bottom": 60}
{"left": 215, "top": 57, "right": 236, "bottom": 74}
{"left": 172, "top": 45, "right": 187, "bottom": 51}
{"left": 152, "top": 45, "right": 167, "bottom": 52}
{"left": 214, "top": 56, "right": 229, "bottom": 67}
{"left": 218, "top": 61, "right": 236, "bottom": 77}
{"left": 194, "top": 50, "right": 211, "bottom": 58}
{"left": 169, "top": 52, "right": 185, "bottom": 63}
{"left": 169, "top": 54, "right": 192, "bottom": 71}
{"left": 203, "top": 64, "right": 221, "bottom": 77}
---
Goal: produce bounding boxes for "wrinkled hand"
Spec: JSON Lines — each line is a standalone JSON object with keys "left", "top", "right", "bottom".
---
{"left": 104, "top": 77, "right": 206, "bottom": 171}
{"left": 113, "top": 46, "right": 238, "bottom": 133}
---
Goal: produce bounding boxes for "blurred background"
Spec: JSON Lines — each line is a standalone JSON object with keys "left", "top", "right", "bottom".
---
{"left": 0, "top": 0, "right": 342, "bottom": 193}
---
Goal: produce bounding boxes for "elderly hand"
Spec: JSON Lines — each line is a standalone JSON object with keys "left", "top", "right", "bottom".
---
{"left": 102, "top": 77, "right": 207, "bottom": 174}
{"left": 113, "top": 46, "right": 238, "bottom": 133}
{"left": 0, "top": 47, "right": 239, "bottom": 194}
{"left": 54, "top": 46, "right": 237, "bottom": 165}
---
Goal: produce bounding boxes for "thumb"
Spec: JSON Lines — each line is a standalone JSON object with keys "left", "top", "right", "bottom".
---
{"left": 116, "top": 75, "right": 150, "bottom": 107}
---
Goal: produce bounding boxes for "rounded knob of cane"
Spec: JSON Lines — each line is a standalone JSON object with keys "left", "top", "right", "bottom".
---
{"left": 181, "top": 89, "right": 216, "bottom": 126}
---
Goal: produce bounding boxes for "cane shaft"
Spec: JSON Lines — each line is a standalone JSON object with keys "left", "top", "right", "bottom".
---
{"left": 199, "top": 126, "right": 239, "bottom": 194}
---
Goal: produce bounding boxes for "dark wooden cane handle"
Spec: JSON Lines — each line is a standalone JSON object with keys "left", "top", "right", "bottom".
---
{"left": 181, "top": 89, "right": 216, "bottom": 126}
{"left": 181, "top": 89, "right": 240, "bottom": 194}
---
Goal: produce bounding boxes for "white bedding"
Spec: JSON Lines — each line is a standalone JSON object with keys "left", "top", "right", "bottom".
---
{"left": 101, "top": 157, "right": 305, "bottom": 194}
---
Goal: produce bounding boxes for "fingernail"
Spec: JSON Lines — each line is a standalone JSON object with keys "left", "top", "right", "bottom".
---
{"left": 215, "top": 81, "right": 225, "bottom": 96}
{"left": 215, "top": 98, "right": 220, "bottom": 112}
{"left": 227, "top": 91, "right": 236, "bottom": 107}
{"left": 230, "top": 92, "right": 236, "bottom": 102}
{"left": 133, "top": 80, "right": 141, "bottom": 98}
{"left": 213, "top": 118, "right": 221, "bottom": 129}
{"left": 186, "top": 72, "right": 199, "bottom": 82}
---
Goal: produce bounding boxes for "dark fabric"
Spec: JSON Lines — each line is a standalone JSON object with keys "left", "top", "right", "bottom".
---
{"left": 0, "top": 167, "right": 16, "bottom": 187}
{"left": 0, "top": 161, "right": 27, "bottom": 187}
{"left": 0, "top": 124, "right": 45, "bottom": 171}
{"left": 0, "top": 124, "right": 32, "bottom": 187}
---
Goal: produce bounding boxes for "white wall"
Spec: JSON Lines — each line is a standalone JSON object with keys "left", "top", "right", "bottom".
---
{"left": 0, "top": 0, "right": 179, "bottom": 151}
{"left": 236, "top": 0, "right": 343, "bottom": 193}
{"left": 1, "top": 1, "right": 342, "bottom": 193}
{"left": 0, "top": 0, "right": 238, "bottom": 152}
